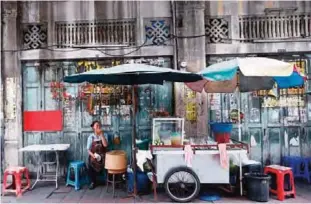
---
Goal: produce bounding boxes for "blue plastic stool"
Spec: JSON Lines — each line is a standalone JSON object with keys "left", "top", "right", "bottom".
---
{"left": 283, "top": 156, "right": 311, "bottom": 183}
{"left": 66, "top": 161, "right": 89, "bottom": 190}
{"left": 293, "top": 157, "right": 311, "bottom": 183}
{"left": 282, "top": 156, "right": 298, "bottom": 175}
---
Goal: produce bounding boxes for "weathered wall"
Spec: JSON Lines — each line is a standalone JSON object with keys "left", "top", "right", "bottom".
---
{"left": 205, "top": 0, "right": 311, "bottom": 16}
{"left": 20, "top": 1, "right": 138, "bottom": 22}
{"left": 2, "top": 0, "right": 311, "bottom": 170}
{"left": 19, "top": 1, "right": 172, "bottom": 60}
{"left": 18, "top": 0, "right": 311, "bottom": 59}
{"left": 1, "top": 1, "right": 23, "bottom": 169}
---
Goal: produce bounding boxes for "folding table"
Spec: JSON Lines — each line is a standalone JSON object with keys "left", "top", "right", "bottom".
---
{"left": 19, "top": 144, "right": 70, "bottom": 190}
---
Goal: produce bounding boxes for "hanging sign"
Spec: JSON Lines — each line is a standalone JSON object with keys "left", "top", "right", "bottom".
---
{"left": 185, "top": 85, "right": 197, "bottom": 122}
{"left": 262, "top": 96, "right": 305, "bottom": 108}
{"left": 75, "top": 59, "right": 122, "bottom": 74}
{"left": 186, "top": 102, "right": 197, "bottom": 121}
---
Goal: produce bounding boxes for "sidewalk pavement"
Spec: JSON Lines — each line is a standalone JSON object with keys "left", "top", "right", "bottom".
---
{"left": 1, "top": 180, "right": 311, "bottom": 203}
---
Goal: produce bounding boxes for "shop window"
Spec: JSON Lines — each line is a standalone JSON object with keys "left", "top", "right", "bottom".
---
{"left": 241, "top": 131, "right": 249, "bottom": 143}
{"left": 244, "top": 93, "right": 261, "bottom": 123}
{"left": 268, "top": 128, "right": 281, "bottom": 164}
{"left": 230, "top": 128, "right": 239, "bottom": 141}
{"left": 308, "top": 128, "right": 311, "bottom": 146}
{"left": 268, "top": 108, "right": 281, "bottom": 124}
{"left": 250, "top": 128, "right": 261, "bottom": 144}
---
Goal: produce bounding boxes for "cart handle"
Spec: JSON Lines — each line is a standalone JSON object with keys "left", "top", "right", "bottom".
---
{"left": 150, "top": 143, "right": 249, "bottom": 153}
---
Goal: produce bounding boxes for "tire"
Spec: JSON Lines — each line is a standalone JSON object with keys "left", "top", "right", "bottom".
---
{"left": 164, "top": 166, "right": 200, "bottom": 203}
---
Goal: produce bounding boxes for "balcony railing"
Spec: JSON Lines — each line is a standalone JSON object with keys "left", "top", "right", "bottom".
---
{"left": 55, "top": 19, "right": 136, "bottom": 48}
{"left": 239, "top": 14, "right": 311, "bottom": 42}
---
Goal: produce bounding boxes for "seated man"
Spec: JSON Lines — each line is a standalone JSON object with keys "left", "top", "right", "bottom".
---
{"left": 87, "top": 120, "right": 108, "bottom": 189}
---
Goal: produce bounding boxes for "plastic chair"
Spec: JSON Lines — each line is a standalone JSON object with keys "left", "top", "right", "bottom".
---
{"left": 66, "top": 161, "right": 89, "bottom": 190}
{"left": 282, "top": 156, "right": 311, "bottom": 183}
{"left": 282, "top": 156, "right": 298, "bottom": 175}
{"left": 2, "top": 167, "right": 31, "bottom": 197}
{"left": 264, "top": 165, "right": 296, "bottom": 201}
{"left": 294, "top": 157, "right": 311, "bottom": 183}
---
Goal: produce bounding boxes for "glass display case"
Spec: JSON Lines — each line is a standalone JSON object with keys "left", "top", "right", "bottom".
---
{"left": 152, "top": 117, "right": 184, "bottom": 146}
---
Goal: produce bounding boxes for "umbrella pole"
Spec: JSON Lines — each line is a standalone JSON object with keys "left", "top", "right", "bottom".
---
{"left": 123, "top": 85, "right": 140, "bottom": 201}
{"left": 237, "top": 91, "right": 242, "bottom": 141}
{"left": 129, "top": 85, "right": 140, "bottom": 199}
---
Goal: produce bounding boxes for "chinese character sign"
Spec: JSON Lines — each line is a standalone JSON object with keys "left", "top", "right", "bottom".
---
{"left": 185, "top": 86, "right": 197, "bottom": 122}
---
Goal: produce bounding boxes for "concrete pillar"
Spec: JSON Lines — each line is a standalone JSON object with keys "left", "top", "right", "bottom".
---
{"left": 0, "top": 1, "right": 4, "bottom": 174}
{"left": 1, "top": 2, "right": 23, "bottom": 168}
{"left": 174, "top": 1, "right": 207, "bottom": 138}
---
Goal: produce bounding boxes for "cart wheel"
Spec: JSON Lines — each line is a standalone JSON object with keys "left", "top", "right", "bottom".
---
{"left": 164, "top": 167, "right": 200, "bottom": 203}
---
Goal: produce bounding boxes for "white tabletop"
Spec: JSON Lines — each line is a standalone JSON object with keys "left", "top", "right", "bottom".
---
{"left": 19, "top": 144, "right": 70, "bottom": 152}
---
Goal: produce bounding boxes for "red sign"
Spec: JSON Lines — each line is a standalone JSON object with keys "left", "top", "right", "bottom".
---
{"left": 24, "top": 111, "right": 63, "bottom": 131}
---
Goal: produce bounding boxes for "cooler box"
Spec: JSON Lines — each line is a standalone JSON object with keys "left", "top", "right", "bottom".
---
{"left": 210, "top": 122, "right": 233, "bottom": 143}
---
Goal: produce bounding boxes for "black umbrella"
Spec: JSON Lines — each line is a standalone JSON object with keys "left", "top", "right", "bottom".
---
{"left": 64, "top": 63, "right": 202, "bottom": 197}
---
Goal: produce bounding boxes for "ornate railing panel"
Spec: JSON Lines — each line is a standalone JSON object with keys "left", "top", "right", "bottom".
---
{"left": 239, "top": 14, "right": 311, "bottom": 42}
{"left": 23, "top": 23, "right": 48, "bottom": 49}
{"left": 205, "top": 17, "right": 231, "bottom": 44}
{"left": 55, "top": 19, "right": 136, "bottom": 48}
{"left": 144, "top": 18, "right": 171, "bottom": 46}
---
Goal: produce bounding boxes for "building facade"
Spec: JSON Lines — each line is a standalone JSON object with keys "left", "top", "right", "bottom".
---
{"left": 1, "top": 1, "right": 311, "bottom": 174}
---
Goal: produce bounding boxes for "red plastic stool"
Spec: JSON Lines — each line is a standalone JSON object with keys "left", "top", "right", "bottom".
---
{"left": 264, "top": 165, "right": 296, "bottom": 201}
{"left": 2, "top": 167, "right": 31, "bottom": 197}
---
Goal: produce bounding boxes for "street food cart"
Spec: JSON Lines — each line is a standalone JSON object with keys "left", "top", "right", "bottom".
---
{"left": 150, "top": 117, "right": 249, "bottom": 202}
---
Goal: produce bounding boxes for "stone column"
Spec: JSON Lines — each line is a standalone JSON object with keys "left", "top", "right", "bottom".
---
{"left": 1, "top": 2, "right": 23, "bottom": 168}
{"left": 0, "top": 2, "right": 3, "bottom": 174}
{"left": 174, "top": 1, "right": 207, "bottom": 139}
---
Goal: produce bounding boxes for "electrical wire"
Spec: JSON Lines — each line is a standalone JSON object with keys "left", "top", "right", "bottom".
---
{"left": 1, "top": 44, "right": 84, "bottom": 52}
{"left": 1, "top": 36, "right": 173, "bottom": 54}
{"left": 95, "top": 37, "right": 148, "bottom": 57}
{"left": 94, "top": 36, "right": 176, "bottom": 57}
{"left": 1, "top": 33, "right": 310, "bottom": 55}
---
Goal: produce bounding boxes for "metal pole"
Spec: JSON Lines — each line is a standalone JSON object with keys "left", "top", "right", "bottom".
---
{"left": 237, "top": 91, "right": 242, "bottom": 141}
{"left": 239, "top": 151, "right": 242, "bottom": 196}
{"left": 131, "top": 85, "right": 138, "bottom": 196}
{"left": 171, "top": 0, "right": 178, "bottom": 71}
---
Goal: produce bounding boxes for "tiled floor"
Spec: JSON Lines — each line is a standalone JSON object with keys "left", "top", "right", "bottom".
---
{"left": 1, "top": 180, "right": 311, "bottom": 203}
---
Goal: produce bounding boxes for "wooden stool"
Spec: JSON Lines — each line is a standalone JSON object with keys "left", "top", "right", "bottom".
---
{"left": 264, "top": 165, "right": 296, "bottom": 201}
{"left": 2, "top": 167, "right": 31, "bottom": 197}
{"left": 106, "top": 169, "right": 126, "bottom": 198}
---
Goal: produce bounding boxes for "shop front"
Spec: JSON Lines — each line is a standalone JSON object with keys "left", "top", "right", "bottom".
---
{"left": 206, "top": 54, "right": 311, "bottom": 165}
{"left": 22, "top": 57, "right": 173, "bottom": 174}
